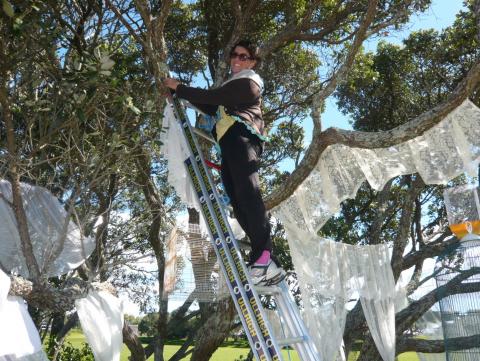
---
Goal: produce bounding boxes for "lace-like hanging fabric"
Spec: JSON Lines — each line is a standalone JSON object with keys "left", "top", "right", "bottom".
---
{"left": 75, "top": 291, "right": 124, "bottom": 361}
{"left": 273, "top": 100, "right": 480, "bottom": 361}
{"left": 273, "top": 100, "right": 480, "bottom": 233}
{"left": 288, "top": 226, "right": 396, "bottom": 361}
{"left": 0, "top": 181, "right": 95, "bottom": 278}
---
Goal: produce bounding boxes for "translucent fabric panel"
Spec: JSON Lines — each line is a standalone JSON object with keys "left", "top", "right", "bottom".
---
{"left": 304, "top": 295, "right": 348, "bottom": 361}
{"left": 0, "top": 181, "right": 95, "bottom": 278}
{"left": 273, "top": 100, "right": 480, "bottom": 234}
{"left": 360, "top": 297, "right": 395, "bottom": 361}
{"left": 0, "top": 296, "right": 45, "bottom": 358}
{"left": 76, "top": 291, "right": 124, "bottom": 361}
{"left": 285, "top": 226, "right": 396, "bottom": 361}
{"left": 443, "top": 185, "right": 480, "bottom": 225}
{"left": 160, "top": 104, "right": 200, "bottom": 210}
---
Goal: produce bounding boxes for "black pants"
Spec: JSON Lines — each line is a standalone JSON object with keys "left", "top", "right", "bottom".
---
{"left": 219, "top": 122, "right": 272, "bottom": 263}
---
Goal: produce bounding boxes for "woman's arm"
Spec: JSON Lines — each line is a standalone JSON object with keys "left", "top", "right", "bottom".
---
{"left": 176, "top": 78, "right": 260, "bottom": 107}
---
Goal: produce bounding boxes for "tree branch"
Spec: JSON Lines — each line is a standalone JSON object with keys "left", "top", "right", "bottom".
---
{"left": 104, "top": 0, "right": 145, "bottom": 47}
{"left": 260, "top": 1, "right": 362, "bottom": 57}
{"left": 396, "top": 274, "right": 480, "bottom": 334}
{"left": 264, "top": 0, "right": 380, "bottom": 209}
{"left": 265, "top": 58, "right": 480, "bottom": 210}
{"left": 0, "top": 70, "right": 41, "bottom": 281}
{"left": 402, "top": 234, "right": 459, "bottom": 271}
{"left": 123, "top": 320, "right": 146, "bottom": 361}
{"left": 391, "top": 176, "right": 425, "bottom": 280}
{"left": 397, "top": 334, "right": 480, "bottom": 354}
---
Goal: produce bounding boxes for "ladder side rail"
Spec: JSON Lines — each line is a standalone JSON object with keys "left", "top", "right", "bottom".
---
{"left": 183, "top": 157, "right": 266, "bottom": 361}
{"left": 169, "top": 98, "right": 277, "bottom": 360}
{"left": 185, "top": 155, "right": 271, "bottom": 360}
{"left": 276, "top": 282, "right": 321, "bottom": 361}
{"left": 171, "top": 97, "right": 285, "bottom": 360}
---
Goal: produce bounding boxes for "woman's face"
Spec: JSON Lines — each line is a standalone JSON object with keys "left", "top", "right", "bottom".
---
{"left": 230, "top": 46, "right": 256, "bottom": 74}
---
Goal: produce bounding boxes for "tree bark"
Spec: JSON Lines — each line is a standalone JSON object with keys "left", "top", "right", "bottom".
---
{"left": 190, "top": 299, "right": 236, "bottom": 361}
{"left": 123, "top": 321, "right": 146, "bottom": 361}
{"left": 398, "top": 334, "right": 480, "bottom": 353}
{"left": 0, "top": 71, "right": 41, "bottom": 281}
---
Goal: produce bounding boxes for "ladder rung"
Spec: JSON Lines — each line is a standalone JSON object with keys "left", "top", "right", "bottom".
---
{"left": 192, "top": 127, "right": 215, "bottom": 143}
{"left": 277, "top": 336, "right": 306, "bottom": 347}
{"left": 254, "top": 285, "right": 282, "bottom": 295}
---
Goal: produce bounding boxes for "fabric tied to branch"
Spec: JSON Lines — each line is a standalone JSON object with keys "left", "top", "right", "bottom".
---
{"left": 75, "top": 290, "right": 124, "bottom": 361}
{"left": 273, "top": 100, "right": 480, "bottom": 361}
{"left": 0, "top": 181, "right": 95, "bottom": 278}
{"left": 273, "top": 99, "right": 480, "bottom": 234}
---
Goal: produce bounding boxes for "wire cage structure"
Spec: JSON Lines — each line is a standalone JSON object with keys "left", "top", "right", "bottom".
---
{"left": 165, "top": 223, "right": 229, "bottom": 303}
{"left": 435, "top": 186, "right": 480, "bottom": 361}
{"left": 435, "top": 237, "right": 480, "bottom": 361}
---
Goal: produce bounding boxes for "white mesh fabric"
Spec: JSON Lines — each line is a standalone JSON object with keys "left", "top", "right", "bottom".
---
{"left": 286, "top": 225, "right": 396, "bottom": 361}
{"left": 75, "top": 291, "right": 124, "bottom": 361}
{"left": 0, "top": 181, "right": 95, "bottom": 278}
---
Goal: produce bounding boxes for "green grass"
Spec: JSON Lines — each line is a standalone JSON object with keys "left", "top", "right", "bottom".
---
{"left": 60, "top": 330, "right": 419, "bottom": 361}
{"left": 60, "top": 330, "right": 300, "bottom": 360}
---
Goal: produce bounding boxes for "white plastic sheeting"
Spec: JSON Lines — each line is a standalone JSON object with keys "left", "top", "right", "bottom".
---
{"left": 75, "top": 290, "right": 124, "bottom": 361}
{"left": 0, "top": 270, "right": 48, "bottom": 360}
{"left": 0, "top": 181, "right": 95, "bottom": 278}
{"left": 272, "top": 99, "right": 480, "bottom": 360}
{"left": 161, "top": 104, "right": 201, "bottom": 210}
{"left": 0, "top": 297, "right": 46, "bottom": 358}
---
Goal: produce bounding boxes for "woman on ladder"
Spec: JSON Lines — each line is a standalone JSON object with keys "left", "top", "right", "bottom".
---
{"left": 164, "top": 40, "right": 285, "bottom": 286}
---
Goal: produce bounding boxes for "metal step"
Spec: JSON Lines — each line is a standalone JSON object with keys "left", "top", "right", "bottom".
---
{"left": 277, "top": 337, "right": 306, "bottom": 347}
{"left": 254, "top": 285, "right": 283, "bottom": 295}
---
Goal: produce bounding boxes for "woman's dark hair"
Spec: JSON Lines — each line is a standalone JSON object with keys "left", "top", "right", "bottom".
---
{"left": 230, "top": 40, "right": 261, "bottom": 63}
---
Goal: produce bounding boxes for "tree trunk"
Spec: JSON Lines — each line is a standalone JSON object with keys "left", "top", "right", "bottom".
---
{"left": 356, "top": 336, "right": 383, "bottom": 361}
{"left": 123, "top": 321, "right": 146, "bottom": 361}
{"left": 190, "top": 299, "right": 236, "bottom": 361}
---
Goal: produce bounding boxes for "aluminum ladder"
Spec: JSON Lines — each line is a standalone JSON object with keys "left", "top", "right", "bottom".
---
{"left": 168, "top": 95, "right": 321, "bottom": 361}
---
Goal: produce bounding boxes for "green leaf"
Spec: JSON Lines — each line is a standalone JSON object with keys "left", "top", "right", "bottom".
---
{"left": 2, "top": 0, "right": 14, "bottom": 17}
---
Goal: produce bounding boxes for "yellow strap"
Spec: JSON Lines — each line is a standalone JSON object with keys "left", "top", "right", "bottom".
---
{"left": 215, "top": 106, "right": 236, "bottom": 141}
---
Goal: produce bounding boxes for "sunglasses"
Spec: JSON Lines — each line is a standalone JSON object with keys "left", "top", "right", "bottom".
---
{"left": 230, "top": 52, "right": 254, "bottom": 61}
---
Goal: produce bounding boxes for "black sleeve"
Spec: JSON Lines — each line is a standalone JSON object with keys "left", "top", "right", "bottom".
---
{"left": 187, "top": 102, "right": 218, "bottom": 116}
{"left": 176, "top": 78, "right": 261, "bottom": 108}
